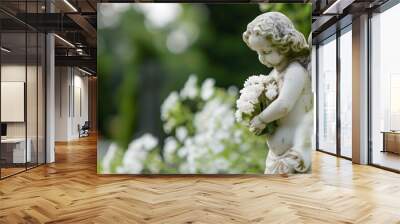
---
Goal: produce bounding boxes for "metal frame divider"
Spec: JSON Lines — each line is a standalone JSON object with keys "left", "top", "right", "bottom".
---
{"left": 367, "top": 10, "right": 372, "bottom": 166}
{"left": 336, "top": 23, "right": 341, "bottom": 158}
{"left": 0, "top": 21, "right": 2, "bottom": 179}
{"left": 315, "top": 44, "right": 320, "bottom": 152}
{"left": 25, "top": 0, "right": 28, "bottom": 172}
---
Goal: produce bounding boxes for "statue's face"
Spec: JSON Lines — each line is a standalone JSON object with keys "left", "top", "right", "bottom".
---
{"left": 248, "top": 34, "right": 285, "bottom": 68}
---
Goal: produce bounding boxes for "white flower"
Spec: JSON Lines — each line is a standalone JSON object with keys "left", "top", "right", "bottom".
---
{"left": 259, "top": 75, "right": 273, "bottom": 85}
{"left": 240, "top": 90, "right": 259, "bottom": 104}
{"left": 116, "top": 161, "right": 143, "bottom": 174}
{"left": 176, "top": 126, "right": 188, "bottom": 142}
{"left": 163, "top": 122, "right": 174, "bottom": 133}
{"left": 163, "top": 137, "right": 178, "bottom": 157}
{"left": 122, "top": 148, "right": 145, "bottom": 173}
{"left": 235, "top": 110, "right": 243, "bottom": 122}
{"left": 102, "top": 143, "right": 118, "bottom": 173}
{"left": 180, "top": 74, "right": 198, "bottom": 99}
{"left": 236, "top": 74, "right": 280, "bottom": 134}
{"left": 120, "top": 133, "right": 158, "bottom": 174}
{"left": 161, "top": 91, "right": 179, "bottom": 121}
{"left": 141, "top": 133, "right": 158, "bottom": 150}
{"left": 239, "top": 84, "right": 264, "bottom": 104}
{"left": 214, "top": 158, "right": 229, "bottom": 171}
{"left": 201, "top": 78, "right": 215, "bottom": 100}
{"left": 244, "top": 75, "right": 261, "bottom": 87}
{"left": 265, "top": 83, "right": 278, "bottom": 100}
{"left": 236, "top": 99, "right": 254, "bottom": 114}
{"left": 177, "top": 146, "right": 188, "bottom": 158}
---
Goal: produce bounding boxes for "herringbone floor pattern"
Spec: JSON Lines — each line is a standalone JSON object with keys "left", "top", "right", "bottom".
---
{"left": 1, "top": 135, "right": 400, "bottom": 223}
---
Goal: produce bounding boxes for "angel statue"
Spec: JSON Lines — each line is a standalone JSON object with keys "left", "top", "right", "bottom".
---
{"left": 240, "top": 12, "right": 313, "bottom": 174}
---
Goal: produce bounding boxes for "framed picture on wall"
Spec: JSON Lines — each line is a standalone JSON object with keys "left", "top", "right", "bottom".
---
{"left": 1, "top": 82, "right": 25, "bottom": 122}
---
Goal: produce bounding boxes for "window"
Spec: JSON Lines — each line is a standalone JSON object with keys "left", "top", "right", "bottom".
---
{"left": 339, "top": 27, "right": 352, "bottom": 158}
{"left": 317, "top": 35, "right": 337, "bottom": 154}
{"left": 370, "top": 3, "right": 400, "bottom": 171}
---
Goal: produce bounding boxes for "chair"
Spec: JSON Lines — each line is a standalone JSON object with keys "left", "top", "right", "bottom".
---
{"left": 78, "top": 121, "right": 90, "bottom": 138}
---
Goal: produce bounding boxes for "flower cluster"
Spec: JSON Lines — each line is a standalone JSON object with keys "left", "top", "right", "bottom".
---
{"left": 172, "top": 98, "right": 236, "bottom": 173}
{"left": 102, "top": 133, "right": 162, "bottom": 174}
{"left": 159, "top": 75, "right": 267, "bottom": 173}
{"left": 161, "top": 91, "right": 182, "bottom": 133}
{"left": 101, "top": 75, "right": 267, "bottom": 174}
{"left": 236, "top": 74, "right": 279, "bottom": 135}
{"left": 159, "top": 77, "right": 238, "bottom": 173}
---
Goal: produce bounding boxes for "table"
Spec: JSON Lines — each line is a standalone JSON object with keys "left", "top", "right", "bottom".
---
{"left": 1, "top": 138, "right": 31, "bottom": 163}
{"left": 381, "top": 131, "right": 400, "bottom": 155}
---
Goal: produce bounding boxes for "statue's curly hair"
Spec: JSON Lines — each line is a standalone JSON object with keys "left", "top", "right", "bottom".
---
{"left": 243, "top": 12, "right": 310, "bottom": 59}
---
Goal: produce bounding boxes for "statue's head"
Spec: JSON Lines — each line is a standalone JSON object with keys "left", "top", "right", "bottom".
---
{"left": 243, "top": 12, "right": 309, "bottom": 68}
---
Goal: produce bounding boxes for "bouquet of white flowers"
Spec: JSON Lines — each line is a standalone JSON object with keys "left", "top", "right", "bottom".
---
{"left": 235, "top": 74, "right": 279, "bottom": 135}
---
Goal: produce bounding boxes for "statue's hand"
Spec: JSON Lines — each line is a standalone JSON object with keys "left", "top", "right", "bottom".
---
{"left": 249, "top": 116, "right": 266, "bottom": 135}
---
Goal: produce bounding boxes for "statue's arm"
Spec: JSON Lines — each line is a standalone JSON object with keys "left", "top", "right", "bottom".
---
{"left": 258, "top": 63, "right": 307, "bottom": 123}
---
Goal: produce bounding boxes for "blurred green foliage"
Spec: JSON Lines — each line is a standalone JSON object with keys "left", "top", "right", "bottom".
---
{"left": 98, "top": 3, "right": 311, "bottom": 150}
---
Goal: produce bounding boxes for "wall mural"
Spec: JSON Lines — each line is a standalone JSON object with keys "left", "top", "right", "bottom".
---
{"left": 97, "top": 3, "right": 313, "bottom": 174}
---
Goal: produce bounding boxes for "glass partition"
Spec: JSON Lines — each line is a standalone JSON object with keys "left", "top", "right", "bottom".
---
{"left": 1, "top": 30, "right": 28, "bottom": 177}
{"left": 0, "top": 1, "right": 46, "bottom": 179}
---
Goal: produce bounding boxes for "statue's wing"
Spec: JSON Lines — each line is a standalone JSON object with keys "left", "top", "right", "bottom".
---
{"left": 296, "top": 33, "right": 312, "bottom": 77}
{"left": 307, "top": 33, "right": 312, "bottom": 78}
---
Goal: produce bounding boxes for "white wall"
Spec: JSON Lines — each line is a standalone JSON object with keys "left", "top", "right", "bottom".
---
{"left": 55, "top": 67, "right": 69, "bottom": 141}
{"left": 72, "top": 73, "right": 89, "bottom": 138}
{"left": 55, "top": 67, "right": 89, "bottom": 141}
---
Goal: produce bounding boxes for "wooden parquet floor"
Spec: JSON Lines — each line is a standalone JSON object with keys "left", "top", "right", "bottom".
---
{"left": 1, "top": 135, "right": 400, "bottom": 224}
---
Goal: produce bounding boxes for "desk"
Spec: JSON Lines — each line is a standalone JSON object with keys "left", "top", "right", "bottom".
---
{"left": 1, "top": 138, "right": 31, "bottom": 163}
{"left": 381, "top": 131, "right": 400, "bottom": 155}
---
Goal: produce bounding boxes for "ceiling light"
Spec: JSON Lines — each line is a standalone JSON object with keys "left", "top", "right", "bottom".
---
{"left": 63, "top": 0, "right": 78, "bottom": 12}
{"left": 76, "top": 48, "right": 85, "bottom": 55}
{"left": 78, "top": 67, "right": 93, "bottom": 76}
{"left": 54, "top": 34, "right": 75, "bottom": 48}
{"left": 1, "top": 47, "right": 11, "bottom": 53}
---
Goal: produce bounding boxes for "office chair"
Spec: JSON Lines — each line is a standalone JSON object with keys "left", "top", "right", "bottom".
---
{"left": 79, "top": 121, "right": 90, "bottom": 138}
